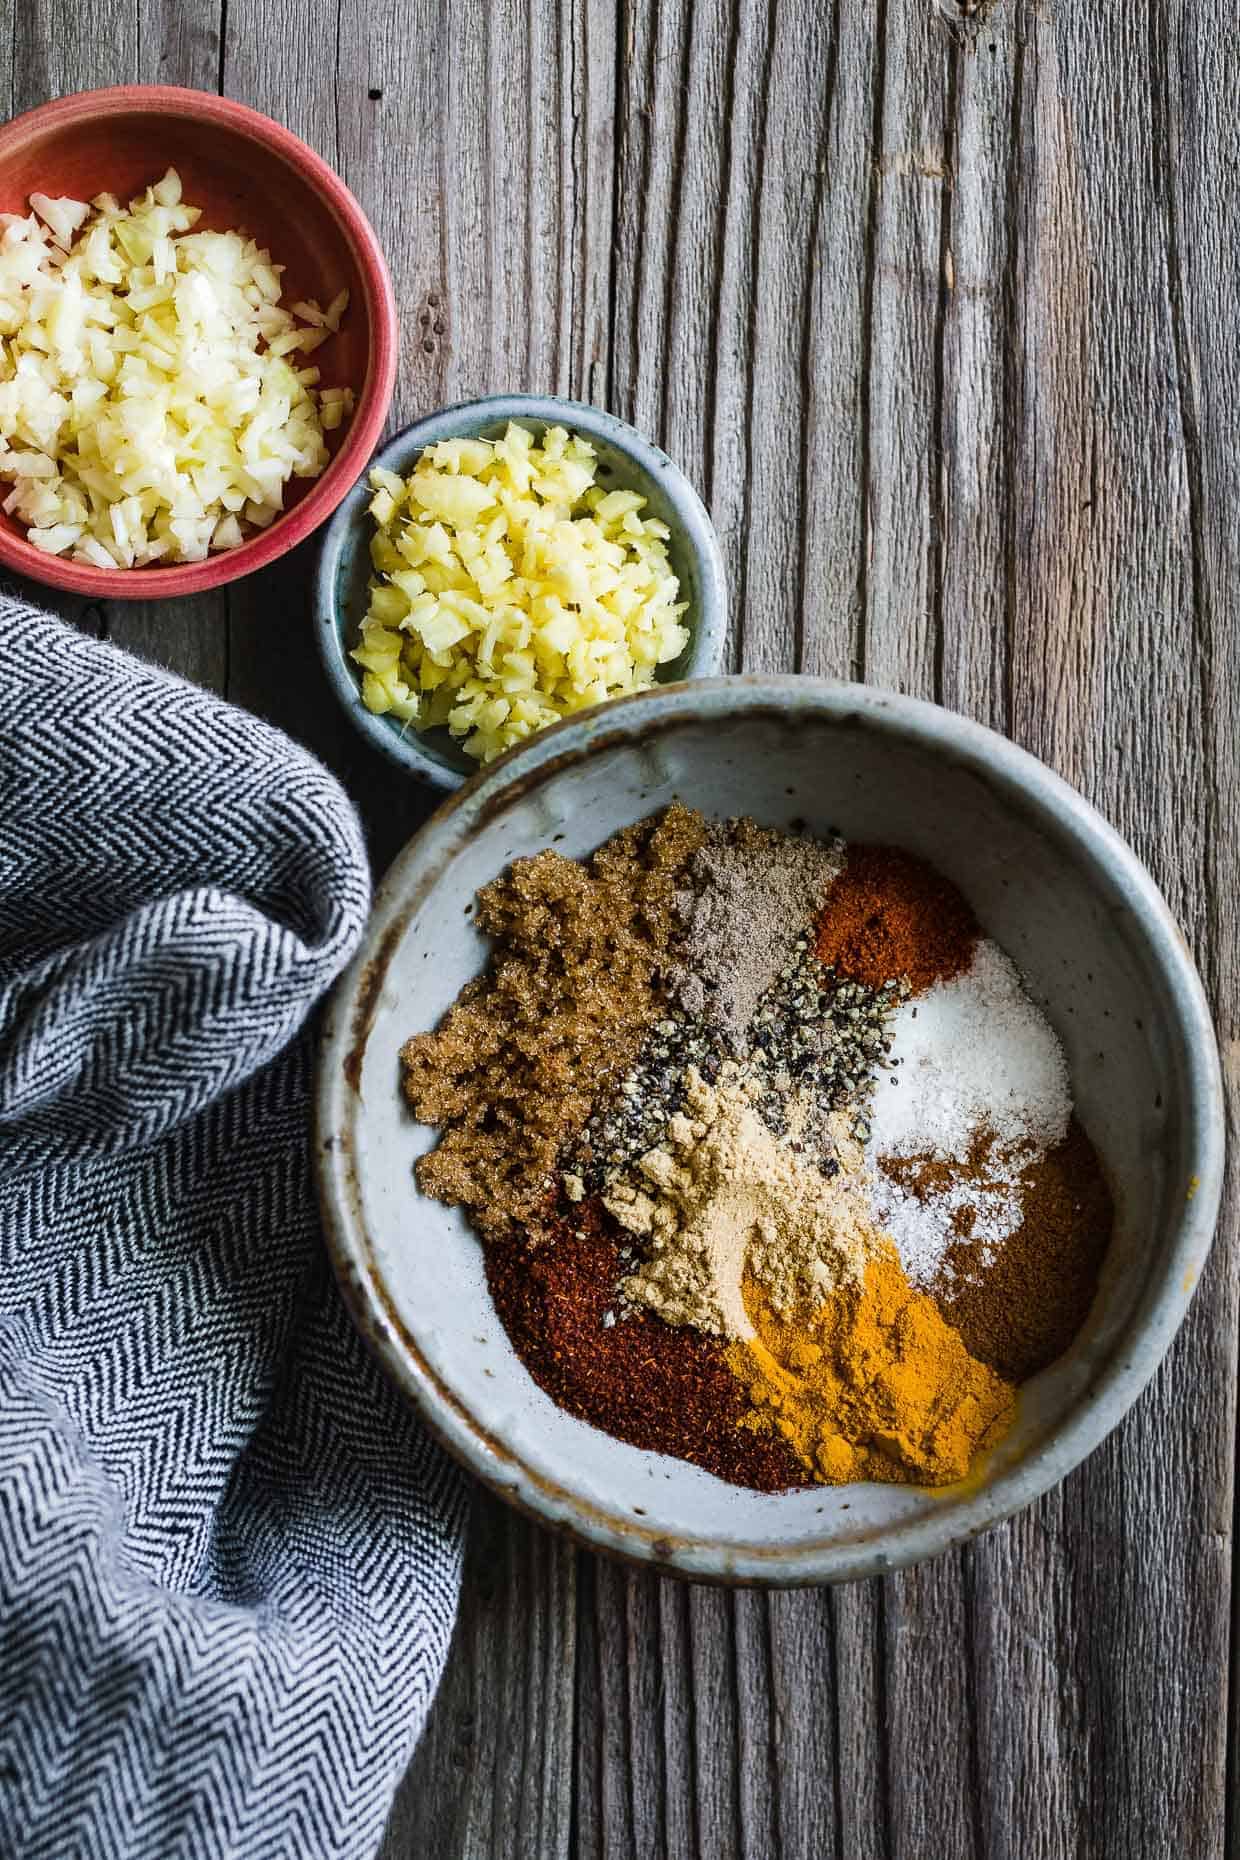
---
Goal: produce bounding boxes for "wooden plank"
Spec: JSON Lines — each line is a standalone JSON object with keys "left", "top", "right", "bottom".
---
{"left": 936, "top": 0, "right": 1016, "bottom": 728}
{"left": 1, "top": 3, "right": 137, "bottom": 639}
{"left": 9, "top": 0, "right": 136, "bottom": 106}
{"left": 857, "top": 9, "right": 989, "bottom": 1856}
{"left": 380, "top": 1489, "right": 576, "bottom": 1860}
{"left": 831, "top": 1581, "right": 890, "bottom": 1860}
{"left": 856, "top": 0, "right": 949, "bottom": 700}
{"left": 867, "top": 6, "right": 1238, "bottom": 1860}
{"left": 575, "top": 1574, "right": 892, "bottom": 1860}
{"left": 797, "top": 4, "right": 883, "bottom": 684}
{"left": 577, "top": 1570, "right": 787, "bottom": 1860}
{"left": 220, "top": 3, "right": 611, "bottom": 1851}
{"left": 602, "top": 3, "right": 1238, "bottom": 1858}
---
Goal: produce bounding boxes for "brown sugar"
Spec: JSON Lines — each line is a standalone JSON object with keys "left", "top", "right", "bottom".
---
{"left": 400, "top": 804, "right": 706, "bottom": 1239}
{"left": 815, "top": 844, "right": 978, "bottom": 996}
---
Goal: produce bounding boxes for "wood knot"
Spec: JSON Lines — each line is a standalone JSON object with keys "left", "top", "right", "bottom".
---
{"left": 931, "top": 0, "right": 1003, "bottom": 41}
{"left": 414, "top": 292, "right": 449, "bottom": 358}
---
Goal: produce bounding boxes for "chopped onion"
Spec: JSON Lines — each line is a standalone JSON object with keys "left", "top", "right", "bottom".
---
{"left": 0, "top": 170, "right": 355, "bottom": 569}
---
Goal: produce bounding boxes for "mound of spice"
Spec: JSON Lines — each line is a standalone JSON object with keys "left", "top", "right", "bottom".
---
{"left": 815, "top": 843, "right": 978, "bottom": 995}
{"left": 666, "top": 817, "right": 845, "bottom": 1048}
{"left": 926, "top": 1120, "right": 1114, "bottom": 1382}
{"left": 730, "top": 1249, "right": 1016, "bottom": 1486}
{"left": 486, "top": 1197, "right": 805, "bottom": 1491}
{"left": 603, "top": 1065, "right": 875, "bottom": 1337}
{"left": 401, "top": 809, "right": 1114, "bottom": 1495}
{"left": 400, "top": 804, "right": 704, "bottom": 1239}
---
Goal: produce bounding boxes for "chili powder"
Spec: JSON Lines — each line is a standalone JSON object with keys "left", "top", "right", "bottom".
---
{"left": 484, "top": 1199, "right": 808, "bottom": 1493}
{"left": 816, "top": 845, "right": 978, "bottom": 996}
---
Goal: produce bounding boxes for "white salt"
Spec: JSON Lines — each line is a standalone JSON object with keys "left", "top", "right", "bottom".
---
{"left": 867, "top": 939, "right": 1070, "bottom": 1164}
{"left": 864, "top": 939, "right": 1072, "bottom": 1286}
{"left": 868, "top": 1153, "right": 1030, "bottom": 1289}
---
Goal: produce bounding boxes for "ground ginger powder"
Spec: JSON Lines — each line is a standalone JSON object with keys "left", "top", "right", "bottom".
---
{"left": 604, "top": 1066, "right": 875, "bottom": 1337}
{"left": 729, "top": 1247, "right": 1017, "bottom": 1487}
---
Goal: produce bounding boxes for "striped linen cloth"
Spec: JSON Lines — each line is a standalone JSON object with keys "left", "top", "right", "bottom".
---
{"left": 0, "top": 596, "right": 464, "bottom": 1859}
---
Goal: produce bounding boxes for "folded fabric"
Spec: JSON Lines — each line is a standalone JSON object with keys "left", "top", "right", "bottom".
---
{"left": 0, "top": 597, "right": 464, "bottom": 1860}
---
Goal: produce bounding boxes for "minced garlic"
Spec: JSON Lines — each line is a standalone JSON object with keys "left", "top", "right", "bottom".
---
{"left": 0, "top": 171, "right": 351, "bottom": 567}
{"left": 352, "top": 422, "right": 689, "bottom": 763}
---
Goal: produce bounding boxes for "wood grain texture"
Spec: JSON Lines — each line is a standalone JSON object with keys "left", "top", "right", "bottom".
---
{"left": 1, "top": 3, "right": 230, "bottom": 672}
{"left": 7, "top": 2, "right": 1238, "bottom": 1856}
{"left": 581, "top": 4, "right": 1238, "bottom": 1858}
{"left": 381, "top": 1489, "right": 577, "bottom": 1860}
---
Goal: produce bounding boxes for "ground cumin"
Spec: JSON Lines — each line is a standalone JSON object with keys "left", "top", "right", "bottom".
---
{"left": 485, "top": 1198, "right": 808, "bottom": 1492}
{"left": 928, "top": 1120, "right": 1113, "bottom": 1381}
{"left": 815, "top": 845, "right": 978, "bottom": 996}
{"left": 728, "top": 1248, "right": 1016, "bottom": 1486}
{"left": 400, "top": 804, "right": 705, "bottom": 1240}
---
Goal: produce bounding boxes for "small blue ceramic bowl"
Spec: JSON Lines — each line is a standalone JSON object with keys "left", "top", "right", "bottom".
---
{"left": 313, "top": 394, "right": 728, "bottom": 790}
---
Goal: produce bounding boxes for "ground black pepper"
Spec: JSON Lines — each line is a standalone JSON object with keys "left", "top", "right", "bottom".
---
{"left": 746, "top": 941, "right": 906, "bottom": 1150}
{"left": 574, "top": 1009, "right": 726, "bottom": 1193}
{"left": 574, "top": 939, "right": 904, "bottom": 1189}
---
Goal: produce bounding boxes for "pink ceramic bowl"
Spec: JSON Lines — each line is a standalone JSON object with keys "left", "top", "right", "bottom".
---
{"left": 0, "top": 86, "right": 397, "bottom": 600}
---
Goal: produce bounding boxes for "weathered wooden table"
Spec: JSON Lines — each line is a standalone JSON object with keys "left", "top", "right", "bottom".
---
{"left": 13, "top": 2, "right": 1237, "bottom": 1852}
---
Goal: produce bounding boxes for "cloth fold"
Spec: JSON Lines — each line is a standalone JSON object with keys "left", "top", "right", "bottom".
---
{"left": 0, "top": 597, "right": 464, "bottom": 1860}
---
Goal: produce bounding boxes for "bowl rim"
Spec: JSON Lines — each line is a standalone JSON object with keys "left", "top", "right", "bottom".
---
{"left": 315, "top": 675, "right": 1226, "bottom": 1585}
{"left": 312, "top": 392, "right": 729, "bottom": 792}
{"left": 0, "top": 84, "right": 397, "bottom": 600}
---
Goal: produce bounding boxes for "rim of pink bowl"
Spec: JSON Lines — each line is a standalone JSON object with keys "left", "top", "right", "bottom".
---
{"left": 0, "top": 85, "right": 398, "bottom": 601}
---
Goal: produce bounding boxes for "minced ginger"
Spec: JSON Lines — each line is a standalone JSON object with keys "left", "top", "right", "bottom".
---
{"left": 353, "top": 422, "right": 689, "bottom": 762}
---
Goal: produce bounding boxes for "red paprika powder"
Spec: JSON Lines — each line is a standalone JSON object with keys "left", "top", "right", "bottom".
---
{"left": 815, "top": 845, "right": 978, "bottom": 995}
{"left": 484, "top": 1200, "right": 808, "bottom": 1493}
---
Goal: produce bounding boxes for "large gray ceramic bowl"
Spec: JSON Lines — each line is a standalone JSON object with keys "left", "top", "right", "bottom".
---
{"left": 313, "top": 394, "right": 727, "bottom": 790}
{"left": 316, "top": 679, "right": 1225, "bottom": 1584}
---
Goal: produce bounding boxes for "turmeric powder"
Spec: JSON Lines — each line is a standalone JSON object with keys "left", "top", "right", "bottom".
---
{"left": 728, "top": 1247, "right": 1016, "bottom": 1486}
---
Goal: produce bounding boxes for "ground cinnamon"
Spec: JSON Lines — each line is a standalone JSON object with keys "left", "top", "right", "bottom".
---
{"left": 882, "top": 1120, "right": 1112, "bottom": 1381}
{"left": 932, "top": 1121, "right": 1113, "bottom": 1381}
{"left": 815, "top": 845, "right": 978, "bottom": 996}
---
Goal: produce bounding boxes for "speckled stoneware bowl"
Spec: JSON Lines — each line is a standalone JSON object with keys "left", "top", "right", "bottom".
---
{"left": 316, "top": 679, "right": 1225, "bottom": 1584}
{"left": 313, "top": 394, "right": 727, "bottom": 790}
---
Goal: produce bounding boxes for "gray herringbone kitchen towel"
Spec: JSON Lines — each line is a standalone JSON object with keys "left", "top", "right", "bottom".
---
{"left": 0, "top": 596, "right": 465, "bottom": 1860}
